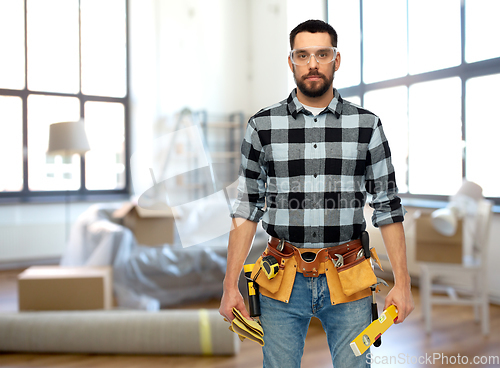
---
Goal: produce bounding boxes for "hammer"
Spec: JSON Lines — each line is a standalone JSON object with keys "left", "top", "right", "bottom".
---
{"left": 371, "top": 277, "right": 388, "bottom": 347}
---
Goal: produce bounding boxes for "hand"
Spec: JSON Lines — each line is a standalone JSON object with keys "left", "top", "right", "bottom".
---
{"left": 219, "top": 286, "right": 251, "bottom": 323}
{"left": 384, "top": 283, "right": 414, "bottom": 324}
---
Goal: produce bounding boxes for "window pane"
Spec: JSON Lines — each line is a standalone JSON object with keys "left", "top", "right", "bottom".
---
{"left": 408, "top": 78, "right": 462, "bottom": 195}
{"left": 0, "top": 0, "right": 25, "bottom": 90}
{"left": 343, "top": 95, "right": 361, "bottom": 106}
{"left": 27, "top": 0, "right": 79, "bottom": 93}
{"left": 81, "top": 0, "right": 127, "bottom": 97}
{"left": 328, "top": 1, "right": 360, "bottom": 88}
{"left": 465, "top": 0, "right": 500, "bottom": 63}
{"left": 363, "top": 0, "right": 407, "bottom": 83}
{"left": 84, "top": 102, "right": 125, "bottom": 190}
{"left": 0, "top": 96, "right": 23, "bottom": 191}
{"left": 408, "top": 0, "right": 461, "bottom": 74}
{"left": 364, "top": 86, "right": 408, "bottom": 193}
{"left": 466, "top": 74, "right": 500, "bottom": 197}
{"left": 28, "top": 95, "right": 81, "bottom": 191}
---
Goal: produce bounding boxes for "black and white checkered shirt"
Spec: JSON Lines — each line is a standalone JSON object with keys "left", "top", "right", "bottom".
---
{"left": 231, "top": 88, "right": 405, "bottom": 248}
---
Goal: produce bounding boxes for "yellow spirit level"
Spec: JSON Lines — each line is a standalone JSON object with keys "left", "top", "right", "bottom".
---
{"left": 350, "top": 304, "right": 398, "bottom": 357}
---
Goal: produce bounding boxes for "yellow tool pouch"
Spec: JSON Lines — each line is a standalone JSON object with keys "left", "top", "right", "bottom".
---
{"left": 324, "top": 259, "right": 372, "bottom": 304}
{"left": 251, "top": 252, "right": 297, "bottom": 303}
{"left": 336, "top": 258, "right": 377, "bottom": 296}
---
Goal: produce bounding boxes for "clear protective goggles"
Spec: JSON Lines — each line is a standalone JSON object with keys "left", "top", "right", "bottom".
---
{"left": 289, "top": 46, "right": 338, "bottom": 66}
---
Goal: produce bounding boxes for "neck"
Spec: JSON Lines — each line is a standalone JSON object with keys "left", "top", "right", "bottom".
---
{"left": 296, "top": 88, "right": 334, "bottom": 108}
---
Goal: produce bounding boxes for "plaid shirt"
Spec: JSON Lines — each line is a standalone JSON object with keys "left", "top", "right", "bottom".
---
{"left": 231, "top": 88, "right": 405, "bottom": 248}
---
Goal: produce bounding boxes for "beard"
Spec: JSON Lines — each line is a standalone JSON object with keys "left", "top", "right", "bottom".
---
{"left": 293, "top": 64, "right": 335, "bottom": 98}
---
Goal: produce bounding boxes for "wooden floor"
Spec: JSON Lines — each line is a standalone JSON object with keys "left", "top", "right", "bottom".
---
{"left": 0, "top": 269, "right": 499, "bottom": 368}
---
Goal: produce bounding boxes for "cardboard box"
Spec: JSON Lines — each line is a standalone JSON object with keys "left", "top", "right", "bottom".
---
{"left": 18, "top": 266, "right": 113, "bottom": 311}
{"left": 415, "top": 212, "right": 463, "bottom": 263}
{"left": 113, "top": 202, "right": 175, "bottom": 246}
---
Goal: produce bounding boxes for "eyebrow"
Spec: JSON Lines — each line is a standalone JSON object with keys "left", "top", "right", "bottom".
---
{"left": 295, "top": 47, "right": 333, "bottom": 52}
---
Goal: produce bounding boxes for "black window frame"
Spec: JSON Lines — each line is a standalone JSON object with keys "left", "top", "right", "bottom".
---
{"left": 0, "top": 0, "right": 131, "bottom": 204}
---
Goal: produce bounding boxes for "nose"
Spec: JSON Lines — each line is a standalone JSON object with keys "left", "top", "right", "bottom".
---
{"left": 308, "top": 54, "right": 319, "bottom": 69}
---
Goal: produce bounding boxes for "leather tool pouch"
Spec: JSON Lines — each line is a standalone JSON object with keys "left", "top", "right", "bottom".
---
{"left": 294, "top": 249, "right": 329, "bottom": 277}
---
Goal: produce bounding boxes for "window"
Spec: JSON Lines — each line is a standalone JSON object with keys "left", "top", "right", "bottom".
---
{"left": 328, "top": 0, "right": 500, "bottom": 204}
{"left": 0, "top": 0, "right": 129, "bottom": 199}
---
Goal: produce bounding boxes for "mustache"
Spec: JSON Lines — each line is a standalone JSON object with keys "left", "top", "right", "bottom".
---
{"left": 302, "top": 71, "right": 326, "bottom": 80}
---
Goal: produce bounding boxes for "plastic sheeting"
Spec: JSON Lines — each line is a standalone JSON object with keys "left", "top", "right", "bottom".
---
{"left": 61, "top": 203, "right": 267, "bottom": 310}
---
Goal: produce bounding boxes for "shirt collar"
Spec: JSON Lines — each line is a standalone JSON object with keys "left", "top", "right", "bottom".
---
{"left": 287, "top": 88, "right": 343, "bottom": 119}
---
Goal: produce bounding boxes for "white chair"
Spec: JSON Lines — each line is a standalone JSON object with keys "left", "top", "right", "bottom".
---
{"left": 419, "top": 199, "right": 493, "bottom": 335}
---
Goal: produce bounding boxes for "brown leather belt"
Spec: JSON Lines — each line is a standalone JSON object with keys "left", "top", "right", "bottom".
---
{"left": 266, "top": 236, "right": 363, "bottom": 277}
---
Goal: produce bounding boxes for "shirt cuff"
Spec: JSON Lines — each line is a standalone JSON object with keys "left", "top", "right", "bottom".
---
{"left": 230, "top": 201, "right": 265, "bottom": 223}
{"left": 371, "top": 199, "right": 406, "bottom": 228}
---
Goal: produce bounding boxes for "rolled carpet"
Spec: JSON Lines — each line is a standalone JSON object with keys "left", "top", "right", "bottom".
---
{"left": 0, "top": 309, "right": 239, "bottom": 355}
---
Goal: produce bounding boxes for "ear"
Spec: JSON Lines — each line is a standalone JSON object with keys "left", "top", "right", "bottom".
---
{"left": 288, "top": 56, "right": 294, "bottom": 73}
{"left": 334, "top": 52, "right": 341, "bottom": 72}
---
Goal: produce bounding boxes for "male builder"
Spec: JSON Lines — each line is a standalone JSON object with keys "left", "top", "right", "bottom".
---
{"left": 220, "top": 20, "right": 414, "bottom": 367}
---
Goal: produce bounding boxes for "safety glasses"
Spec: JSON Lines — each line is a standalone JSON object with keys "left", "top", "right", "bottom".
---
{"left": 289, "top": 46, "right": 338, "bottom": 66}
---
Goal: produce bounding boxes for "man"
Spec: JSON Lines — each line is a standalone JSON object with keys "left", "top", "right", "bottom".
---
{"left": 220, "top": 20, "right": 414, "bottom": 367}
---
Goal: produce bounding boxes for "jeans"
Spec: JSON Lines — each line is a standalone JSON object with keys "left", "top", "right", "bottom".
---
{"left": 259, "top": 272, "right": 371, "bottom": 368}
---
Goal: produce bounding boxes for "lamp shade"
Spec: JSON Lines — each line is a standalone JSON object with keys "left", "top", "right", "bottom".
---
{"left": 453, "top": 180, "right": 483, "bottom": 203}
{"left": 431, "top": 207, "right": 458, "bottom": 236}
{"left": 47, "top": 120, "right": 90, "bottom": 155}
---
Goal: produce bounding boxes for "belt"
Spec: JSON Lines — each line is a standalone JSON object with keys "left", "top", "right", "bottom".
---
{"left": 267, "top": 236, "right": 363, "bottom": 277}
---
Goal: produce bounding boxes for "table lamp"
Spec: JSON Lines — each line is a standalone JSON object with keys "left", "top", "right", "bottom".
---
{"left": 431, "top": 180, "right": 483, "bottom": 236}
{"left": 47, "top": 120, "right": 91, "bottom": 241}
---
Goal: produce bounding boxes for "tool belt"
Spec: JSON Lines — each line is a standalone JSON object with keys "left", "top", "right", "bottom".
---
{"left": 251, "top": 236, "right": 384, "bottom": 305}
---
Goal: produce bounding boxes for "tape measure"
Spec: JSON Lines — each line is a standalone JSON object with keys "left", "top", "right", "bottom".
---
{"left": 261, "top": 255, "right": 279, "bottom": 279}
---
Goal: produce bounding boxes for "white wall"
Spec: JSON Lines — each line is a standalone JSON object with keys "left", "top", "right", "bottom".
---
{"left": 248, "top": 0, "right": 289, "bottom": 114}
{"left": 155, "top": 0, "right": 251, "bottom": 115}
{"left": 0, "top": 202, "right": 99, "bottom": 265}
{"left": 129, "top": 0, "right": 297, "bottom": 122}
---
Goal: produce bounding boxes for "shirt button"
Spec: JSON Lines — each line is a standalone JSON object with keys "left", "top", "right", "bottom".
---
{"left": 313, "top": 144, "right": 317, "bottom": 149}
{"left": 314, "top": 118, "right": 318, "bottom": 122}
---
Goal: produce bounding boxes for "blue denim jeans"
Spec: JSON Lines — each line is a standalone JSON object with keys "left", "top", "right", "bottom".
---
{"left": 259, "top": 272, "right": 371, "bottom": 368}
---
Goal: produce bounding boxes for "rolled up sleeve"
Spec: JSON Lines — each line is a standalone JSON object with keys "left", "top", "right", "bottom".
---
{"left": 365, "top": 118, "right": 406, "bottom": 228}
{"left": 231, "top": 119, "right": 267, "bottom": 222}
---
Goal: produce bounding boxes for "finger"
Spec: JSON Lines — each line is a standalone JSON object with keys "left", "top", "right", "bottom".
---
{"left": 219, "top": 307, "right": 234, "bottom": 322}
{"left": 395, "top": 312, "right": 406, "bottom": 324}
{"left": 394, "top": 305, "right": 409, "bottom": 324}
{"left": 236, "top": 303, "right": 252, "bottom": 320}
{"left": 383, "top": 297, "right": 393, "bottom": 311}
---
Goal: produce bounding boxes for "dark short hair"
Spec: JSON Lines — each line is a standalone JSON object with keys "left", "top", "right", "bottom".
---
{"left": 289, "top": 19, "right": 338, "bottom": 49}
